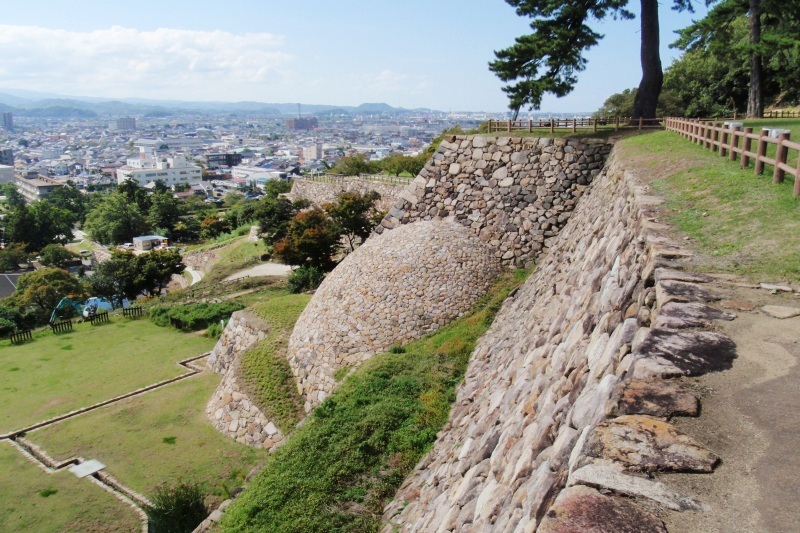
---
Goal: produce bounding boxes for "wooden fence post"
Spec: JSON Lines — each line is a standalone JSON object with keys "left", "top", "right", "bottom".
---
{"left": 550, "top": 119, "right": 555, "bottom": 134}
{"left": 720, "top": 125, "right": 729, "bottom": 157}
{"left": 528, "top": 119, "right": 532, "bottom": 133}
{"left": 638, "top": 116, "right": 643, "bottom": 130}
{"left": 773, "top": 132, "right": 790, "bottom": 183}
{"left": 729, "top": 125, "right": 741, "bottom": 162}
{"left": 572, "top": 118, "right": 577, "bottom": 133}
{"left": 794, "top": 157, "right": 800, "bottom": 197}
{"left": 593, "top": 117, "right": 597, "bottom": 133}
{"left": 507, "top": 119, "right": 511, "bottom": 132}
{"left": 741, "top": 127, "right": 753, "bottom": 169}
{"left": 487, "top": 119, "right": 492, "bottom": 133}
{"left": 755, "top": 129, "right": 768, "bottom": 175}
{"left": 615, "top": 117, "right": 619, "bottom": 131}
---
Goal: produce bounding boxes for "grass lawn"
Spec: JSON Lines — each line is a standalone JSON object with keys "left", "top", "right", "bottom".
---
{"left": 220, "top": 269, "right": 529, "bottom": 532}
{"left": 0, "top": 442, "right": 141, "bottom": 533}
{"left": 28, "top": 372, "right": 270, "bottom": 502}
{"left": 617, "top": 128, "right": 800, "bottom": 281}
{"left": 0, "top": 316, "right": 215, "bottom": 434}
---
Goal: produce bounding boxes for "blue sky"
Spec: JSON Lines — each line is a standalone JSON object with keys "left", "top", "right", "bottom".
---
{"left": 0, "top": 1, "right": 709, "bottom": 113}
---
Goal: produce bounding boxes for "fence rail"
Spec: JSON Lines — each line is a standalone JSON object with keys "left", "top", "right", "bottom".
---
{"left": 764, "top": 110, "right": 800, "bottom": 119}
{"left": 303, "top": 174, "right": 414, "bottom": 185}
{"left": 486, "top": 117, "right": 664, "bottom": 134}
{"left": 665, "top": 117, "right": 800, "bottom": 196}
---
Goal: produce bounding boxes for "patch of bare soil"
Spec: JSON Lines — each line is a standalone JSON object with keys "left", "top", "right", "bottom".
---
{"left": 658, "top": 281, "right": 800, "bottom": 532}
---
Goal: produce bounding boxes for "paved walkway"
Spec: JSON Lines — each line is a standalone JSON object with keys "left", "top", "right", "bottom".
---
{"left": 224, "top": 262, "right": 292, "bottom": 281}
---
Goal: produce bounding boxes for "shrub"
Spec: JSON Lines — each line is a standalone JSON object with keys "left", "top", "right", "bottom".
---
{"left": 149, "top": 302, "right": 244, "bottom": 331}
{"left": 144, "top": 481, "right": 208, "bottom": 533}
{"left": 205, "top": 321, "right": 224, "bottom": 339}
{"left": 287, "top": 265, "right": 324, "bottom": 293}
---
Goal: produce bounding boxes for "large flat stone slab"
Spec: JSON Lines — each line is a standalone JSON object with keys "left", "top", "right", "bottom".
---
{"left": 656, "top": 280, "right": 722, "bottom": 308}
{"left": 569, "top": 463, "right": 704, "bottom": 511}
{"left": 612, "top": 379, "right": 699, "bottom": 418}
{"left": 761, "top": 305, "right": 800, "bottom": 319}
{"left": 653, "top": 301, "right": 736, "bottom": 329}
{"left": 634, "top": 328, "right": 736, "bottom": 376}
{"left": 583, "top": 415, "right": 719, "bottom": 472}
{"left": 538, "top": 485, "right": 667, "bottom": 533}
{"left": 655, "top": 268, "right": 714, "bottom": 284}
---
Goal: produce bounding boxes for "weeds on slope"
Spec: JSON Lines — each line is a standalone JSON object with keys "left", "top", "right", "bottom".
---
{"left": 220, "top": 268, "right": 530, "bottom": 532}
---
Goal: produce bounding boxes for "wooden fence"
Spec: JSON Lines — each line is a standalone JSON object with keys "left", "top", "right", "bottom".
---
{"left": 89, "top": 311, "right": 109, "bottom": 325}
{"left": 50, "top": 319, "right": 73, "bottom": 334}
{"left": 486, "top": 117, "right": 664, "bottom": 134}
{"left": 764, "top": 110, "right": 800, "bottom": 119}
{"left": 307, "top": 174, "right": 414, "bottom": 185}
{"left": 10, "top": 329, "right": 32, "bottom": 344}
{"left": 665, "top": 117, "right": 800, "bottom": 196}
{"left": 123, "top": 306, "right": 144, "bottom": 318}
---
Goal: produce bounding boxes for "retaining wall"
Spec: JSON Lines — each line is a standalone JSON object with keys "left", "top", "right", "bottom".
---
{"left": 376, "top": 135, "right": 613, "bottom": 267}
{"left": 289, "top": 175, "right": 408, "bottom": 211}
{"left": 382, "top": 154, "right": 735, "bottom": 531}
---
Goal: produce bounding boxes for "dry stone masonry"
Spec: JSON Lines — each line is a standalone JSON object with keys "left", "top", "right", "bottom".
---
{"left": 376, "top": 135, "right": 613, "bottom": 267}
{"left": 288, "top": 220, "right": 502, "bottom": 412}
{"left": 383, "top": 153, "right": 737, "bottom": 532}
{"left": 288, "top": 175, "right": 408, "bottom": 211}
{"left": 206, "top": 311, "right": 286, "bottom": 449}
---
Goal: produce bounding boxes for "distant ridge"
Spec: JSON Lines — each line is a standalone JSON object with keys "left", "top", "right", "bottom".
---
{"left": 0, "top": 88, "right": 440, "bottom": 118}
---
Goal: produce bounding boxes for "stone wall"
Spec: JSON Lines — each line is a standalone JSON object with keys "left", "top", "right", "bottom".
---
{"left": 288, "top": 220, "right": 502, "bottom": 412}
{"left": 289, "top": 175, "right": 409, "bottom": 211}
{"left": 382, "top": 155, "right": 735, "bottom": 531}
{"left": 375, "top": 135, "right": 613, "bottom": 268}
{"left": 206, "top": 311, "right": 286, "bottom": 450}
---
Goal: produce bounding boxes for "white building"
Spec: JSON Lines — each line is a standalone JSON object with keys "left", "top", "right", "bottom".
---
{"left": 0, "top": 165, "right": 13, "bottom": 183}
{"left": 302, "top": 143, "right": 323, "bottom": 161}
{"left": 231, "top": 165, "right": 284, "bottom": 184}
{"left": 116, "top": 149, "right": 203, "bottom": 187}
{"left": 134, "top": 137, "right": 206, "bottom": 152}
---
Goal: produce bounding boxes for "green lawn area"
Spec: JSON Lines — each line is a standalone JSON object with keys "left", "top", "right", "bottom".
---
{"left": 28, "top": 372, "right": 270, "bottom": 502}
{"left": 618, "top": 128, "right": 800, "bottom": 281}
{"left": 0, "top": 316, "right": 215, "bottom": 434}
{"left": 0, "top": 442, "right": 141, "bottom": 533}
{"left": 220, "top": 269, "right": 530, "bottom": 532}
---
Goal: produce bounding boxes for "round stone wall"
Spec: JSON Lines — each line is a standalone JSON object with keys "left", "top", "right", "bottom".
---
{"left": 288, "top": 220, "right": 503, "bottom": 412}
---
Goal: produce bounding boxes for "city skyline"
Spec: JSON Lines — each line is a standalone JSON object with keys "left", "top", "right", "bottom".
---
{"left": 1, "top": 1, "right": 709, "bottom": 113}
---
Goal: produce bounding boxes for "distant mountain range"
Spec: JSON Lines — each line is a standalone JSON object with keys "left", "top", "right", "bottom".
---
{"left": 0, "top": 88, "right": 438, "bottom": 119}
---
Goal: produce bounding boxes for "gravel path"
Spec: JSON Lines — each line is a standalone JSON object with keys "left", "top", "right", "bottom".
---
{"left": 224, "top": 262, "right": 291, "bottom": 281}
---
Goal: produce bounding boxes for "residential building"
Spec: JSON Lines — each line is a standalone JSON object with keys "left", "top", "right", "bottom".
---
{"left": 285, "top": 117, "right": 318, "bottom": 131}
{"left": 206, "top": 153, "right": 243, "bottom": 168}
{"left": 302, "top": 143, "right": 323, "bottom": 161}
{"left": 0, "top": 165, "right": 13, "bottom": 183}
{"left": 134, "top": 137, "right": 206, "bottom": 152}
{"left": 231, "top": 165, "right": 285, "bottom": 185}
{"left": 0, "top": 148, "right": 12, "bottom": 166}
{"left": 15, "top": 173, "right": 66, "bottom": 202}
{"left": 116, "top": 149, "right": 203, "bottom": 187}
{"left": 112, "top": 117, "right": 136, "bottom": 131}
{"left": 133, "top": 235, "right": 168, "bottom": 251}
{"left": 0, "top": 112, "right": 12, "bottom": 132}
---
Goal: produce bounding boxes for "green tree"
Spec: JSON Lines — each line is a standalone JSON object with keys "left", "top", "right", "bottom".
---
{"left": 0, "top": 243, "right": 28, "bottom": 271}
{"left": 273, "top": 208, "right": 340, "bottom": 271}
{"left": 47, "top": 184, "right": 88, "bottom": 224}
{"left": 39, "top": 244, "right": 79, "bottom": 268}
{"left": 329, "top": 154, "right": 380, "bottom": 176}
{"left": 148, "top": 191, "right": 183, "bottom": 238}
{"left": 324, "top": 191, "right": 382, "bottom": 252}
{"left": 28, "top": 201, "right": 74, "bottom": 250}
{"left": 116, "top": 179, "right": 151, "bottom": 212}
{"left": 0, "top": 183, "right": 25, "bottom": 208}
{"left": 489, "top": 0, "right": 697, "bottom": 120}
{"left": 10, "top": 268, "right": 86, "bottom": 320}
{"left": 89, "top": 250, "right": 141, "bottom": 303}
{"left": 262, "top": 179, "right": 292, "bottom": 200}
{"left": 134, "top": 248, "right": 185, "bottom": 296}
{"left": 256, "top": 197, "right": 307, "bottom": 245}
{"left": 84, "top": 193, "right": 150, "bottom": 245}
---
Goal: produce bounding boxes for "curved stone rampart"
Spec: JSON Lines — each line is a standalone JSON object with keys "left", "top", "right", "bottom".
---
{"left": 288, "top": 220, "right": 502, "bottom": 412}
{"left": 376, "top": 135, "right": 613, "bottom": 267}
{"left": 207, "top": 311, "right": 269, "bottom": 375}
{"left": 382, "top": 154, "right": 735, "bottom": 531}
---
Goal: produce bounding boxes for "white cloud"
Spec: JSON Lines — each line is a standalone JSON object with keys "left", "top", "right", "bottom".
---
{"left": 0, "top": 24, "right": 291, "bottom": 100}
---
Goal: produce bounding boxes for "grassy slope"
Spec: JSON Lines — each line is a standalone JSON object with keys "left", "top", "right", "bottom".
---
{"left": 220, "top": 269, "right": 529, "bottom": 532}
{"left": 0, "top": 317, "right": 215, "bottom": 433}
{"left": 28, "top": 372, "right": 270, "bottom": 501}
{"left": 239, "top": 294, "right": 311, "bottom": 433}
{"left": 618, "top": 124, "right": 800, "bottom": 281}
{"left": 0, "top": 442, "right": 141, "bottom": 533}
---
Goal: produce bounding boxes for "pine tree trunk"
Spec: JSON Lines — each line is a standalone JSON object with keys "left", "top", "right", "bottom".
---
{"left": 632, "top": 0, "right": 663, "bottom": 121}
{"left": 747, "top": 0, "right": 763, "bottom": 118}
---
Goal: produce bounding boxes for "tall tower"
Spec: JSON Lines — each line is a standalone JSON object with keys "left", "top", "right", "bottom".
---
{"left": 0, "top": 112, "right": 13, "bottom": 132}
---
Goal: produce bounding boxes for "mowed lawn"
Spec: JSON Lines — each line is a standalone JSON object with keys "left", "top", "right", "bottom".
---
{"left": 28, "top": 372, "right": 270, "bottom": 500}
{"left": 0, "top": 442, "right": 141, "bottom": 533}
{"left": 0, "top": 317, "right": 215, "bottom": 434}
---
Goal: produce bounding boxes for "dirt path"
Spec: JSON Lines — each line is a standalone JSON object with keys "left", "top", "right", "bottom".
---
{"left": 659, "top": 282, "right": 800, "bottom": 532}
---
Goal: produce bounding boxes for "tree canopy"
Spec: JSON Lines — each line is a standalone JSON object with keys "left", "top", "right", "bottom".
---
{"left": 490, "top": 0, "right": 696, "bottom": 119}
